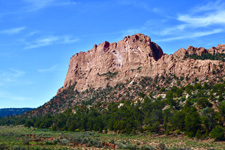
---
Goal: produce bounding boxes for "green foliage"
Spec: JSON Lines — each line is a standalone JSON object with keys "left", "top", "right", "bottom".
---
{"left": 210, "top": 126, "right": 225, "bottom": 141}
{"left": 219, "top": 101, "right": 225, "bottom": 118}
{"left": 171, "top": 110, "right": 186, "bottom": 131}
{"left": 58, "top": 139, "right": 70, "bottom": 145}
{"left": 218, "top": 94, "right": 224, "bottom": 102}
{"left": 185, "top": 53, "right": 225, "bottom": 62}
{"left": 141, "top": 145, "right": 156, "bottom": 150}
{"left": 0, "top": 143, "right": 8, "bottom": 150}
{"left": 197, "top": 97, "right": 212, "bottom": 109}
{"left": 2, "top": 75, "right": 225, "bottom": 144}
{"left": 150, "top": 121, "right": 160, "bottom": 133}
{"left": 157, "top": 143, "right": 166, "bottom": 150}
{"left": 184, "top": 107, "right": 201, "bottom": 137}
{"left": 97, "top": 71, "right": 118, "bottom": 80}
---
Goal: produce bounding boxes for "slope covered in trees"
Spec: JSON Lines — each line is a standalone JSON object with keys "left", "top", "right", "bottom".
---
{"left": 2, "top": 80, "right": 225, "bottom": 140}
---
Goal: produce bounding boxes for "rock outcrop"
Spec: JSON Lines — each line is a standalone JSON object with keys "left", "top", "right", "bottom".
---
{"left": 57, "top": 33, "right": 225, "bottom": 94}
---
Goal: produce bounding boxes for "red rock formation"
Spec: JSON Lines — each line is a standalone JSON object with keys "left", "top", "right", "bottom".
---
{"left": 57, "top": 33, "right": 225, "bottom": 94}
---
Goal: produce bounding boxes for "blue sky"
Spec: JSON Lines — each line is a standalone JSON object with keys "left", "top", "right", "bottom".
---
{"left": 0, "top": 0, "right": 225, "bottom": 108}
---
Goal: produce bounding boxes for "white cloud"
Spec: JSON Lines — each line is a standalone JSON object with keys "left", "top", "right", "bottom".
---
{"left": 0, "top": 27, "right": 26, "bottom": 35}
{"left": 122, "top": 27, "right": 146, "bottom": 37}
{"left": 178, "top": 10, "right": 225, "bottom": 28}
{"left": 156, "top": 29, "right": 223, "bottom": 42}
{"left": 0, "top": 69, "right": 33, "bottom": 88}
{"left": 0, "top": 91, "right": 30, "bottom": 101}
{"left": 63, "top": 36, "right": 79, "bottom": 44}
{"left": 26, "top": 31, "right": 39, "bottom": 37}
{"left": 153, "top": 0, "right": 225, "bottom": 41}
{"left": 24, "top": 0, "right": 77, "bottom": 12}
{"left": 24, "top": 0, "right": 55, "bottom": 12}
{"left": 57, "top": 1, "right": 77, "bottom": 6}
{"left": 0, "top": 69, "right": 25, "bottom": 83}
{"left": 24, "top": 36, "right": 59, "bottom": 49}
{"left": 24, "top": 35, "right": 79, "bottom": 49}
{"left": 192, "top": 0, "right": 225, "bottom": 13}
{"left": 116, "top": 0, "right": 151, "bottom": 11}
{"left": 38, "top": 65, "right": 61, "bottom": 73}
{"left": 0, "top": 69, "right": 27, "bottom": 88}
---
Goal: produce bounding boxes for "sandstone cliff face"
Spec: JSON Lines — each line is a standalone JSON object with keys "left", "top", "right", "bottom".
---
{"left": 58, "top": 33, "right": 164, "bottom": 92}
{"left": 57, "top": 33, "right": 225, "bottom": 93}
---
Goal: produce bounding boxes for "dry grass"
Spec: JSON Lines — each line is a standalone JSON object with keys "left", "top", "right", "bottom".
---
{"left": 0, "top": 126, "right": 225, "bottom": 150}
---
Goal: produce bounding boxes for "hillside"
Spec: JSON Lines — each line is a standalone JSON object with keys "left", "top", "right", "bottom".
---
{"left": 26, "top": 33, "right": 225, "bottom": 116}
{"left": 2, "top": 33, "right": 225, "bottom": 142}
{"left": 0, "top": 108, "right": 34, "bottom": 117}
{"left": 16, "top": 80, "right": 225, "bottom": 141}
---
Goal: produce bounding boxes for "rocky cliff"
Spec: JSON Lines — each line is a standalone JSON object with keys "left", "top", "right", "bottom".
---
{"left": 26, "top": 33, "right": 225, "bottom": 116}
{"left": 57, "top": 33, "right": 225, "bottom": 94}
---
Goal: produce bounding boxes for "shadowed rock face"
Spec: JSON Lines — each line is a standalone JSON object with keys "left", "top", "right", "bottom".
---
{"left": 57, "top": 33, "right": 225, "bottom": 93}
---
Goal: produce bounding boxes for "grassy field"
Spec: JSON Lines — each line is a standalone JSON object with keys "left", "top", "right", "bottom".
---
{"left": 0, "top": 126, "right": 224, "bottom": 150}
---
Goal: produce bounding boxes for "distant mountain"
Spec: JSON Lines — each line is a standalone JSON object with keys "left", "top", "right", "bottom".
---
{"left": 0, "top": 108, "right": 34, "bottom": 117}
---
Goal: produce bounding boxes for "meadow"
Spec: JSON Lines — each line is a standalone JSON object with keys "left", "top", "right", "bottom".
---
{"left": 0, "top": 126, "right": 224, "bottom": 150}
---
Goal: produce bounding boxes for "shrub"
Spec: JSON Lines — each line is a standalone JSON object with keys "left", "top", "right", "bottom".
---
{"left": 195, "top": 129, "right": 202, "bottom": 139}
{"left": 58, "top": 148, "right": 68, "bottom": 150}
{"left": 12, "top": 146, "right": 21, "bottom": 150}
{"left": 197, "top": 98, "right": 212, "bottom": 109}
{"left": 210, "top": 126, "right": 225, "bottom": 141}
{"left": 127, "top": 144, "right": 137, "bottom": 150}
{"left": 23, "top": 139, "right": 30, "bottom": 145}
{"left": 11, "top": 146, "right": 27, "bottom": 150}
{"left": 151, "top": 121, "right": 160, "bottom": 133}
{"left": 185, "top": 107, "right": 201, "bottom": 137}
{"left": 0, "top": 144, "right": 8, "bottom": 150}
{"left": 171, "top": 110, "right": 186, "bottom": 130}
{"left": 116, "top": 142, "right": 127, "bottom": 149}
{"left": 69, "top": 136, "right": 81, "bottom": 144}
{"left": 81, "top": 138, "right": 88, "bottom": 144}
{"left": 58, "top": 139, "right": 70, "bottom": 145}
{"left": 45, "top": 140, "right": 57, "bottom": 145}
{"left": 141, "top": 145, "right": 156, "bottom": 150}
{"left": 158, "top": 143, "right": 166, "bottom": 150}
{"left": 109, "top": 139, "right": 115, "bottom": 144}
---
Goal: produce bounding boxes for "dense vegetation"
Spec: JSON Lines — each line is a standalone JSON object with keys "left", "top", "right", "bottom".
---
{"left": 185, "top": 52, "right": 225, "bottom": 62}
{"left": 1, "top": 81, "right": 225, "bottom": 141}
{"left": 2, "top": 126, "right": 225, "bottom": 150}
{"left": 20, "top": 68, "right": 224, "bottom": 117}
{"left": 0, "top": 108, "right": 34, "bottom": 117}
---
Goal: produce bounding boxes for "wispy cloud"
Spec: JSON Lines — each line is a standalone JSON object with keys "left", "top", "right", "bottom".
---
{"left": 156, "top": 29, "right": 223, "bottom": 42}
{"left": 24, "top": 0, "right": 77, "bottom": 12}
{"left": 153, "top": 0, "right": 225, "bottom": 41}
{"left": 24, "top": 35, "right": 79, "bottom": 49}
{"left": 116, "top": 0, "right": 153, "bottom": 12}
{"left": 0, "top": 52, "right": 12, "bottom": 58}
{"left": 178, "top": 10, "right": 225, "bottom": 28}
{"left": 0, "top": 69, "right": 33, "bottom": 88}
{"left": 24, "top": 0, "right": 55, "bottom": 12}
{"left": 122, "top": 27, "right": 146, "bottom": 37}
{"left": 56, "top": 1, "right": 77, "bottom": 6}
{"left": 38, "top": 65, "right": 61, "bottom": 73}
{"left": 26, "top": 31, "right": 39, "bottom": 37}
{"left": 0, "top": 91, "right": 30, "bottom": 101}
{"left": 25, "top": 36, "right": 59, "bottom": 49}
{"left": 0, "top": 69, "right": 25, "bottom": 83}
{"left": 192, "top": 0, "right": 225, "bottom": 13}
{"left": 0, "top": 69, "right": 30, "bottom": 92}
{"left": 0, "top": 27, "right": 26, "bottom": 35}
